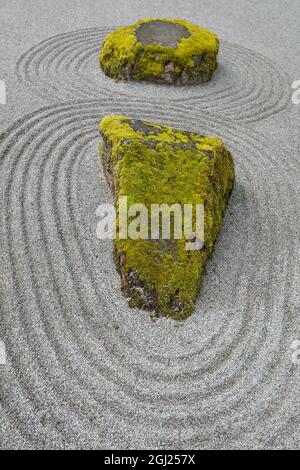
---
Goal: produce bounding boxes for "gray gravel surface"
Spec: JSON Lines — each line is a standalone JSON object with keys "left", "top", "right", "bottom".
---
{"left": 0, "top": 0, "right": 299, "bottom": 450}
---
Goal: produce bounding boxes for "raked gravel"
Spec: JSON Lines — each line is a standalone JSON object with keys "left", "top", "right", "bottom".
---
{"left": 0, "top": 0, "right": 299, "bottom": 450}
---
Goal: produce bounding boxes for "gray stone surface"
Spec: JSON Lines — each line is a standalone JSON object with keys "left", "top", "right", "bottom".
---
{"left": 135, "top": 20, "right": 190, "bottom": 48}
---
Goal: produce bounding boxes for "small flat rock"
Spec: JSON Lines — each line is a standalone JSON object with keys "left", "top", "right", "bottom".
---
{"left": 99, "top": 18, "right": 219, "bottom": 85}
{"left": 99, "top": 115, "right": 235, "bottom": 319}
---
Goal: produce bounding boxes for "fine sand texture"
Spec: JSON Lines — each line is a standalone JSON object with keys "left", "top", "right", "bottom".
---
{"left": 0, "top": 0, "right": 300, "bottom": 449}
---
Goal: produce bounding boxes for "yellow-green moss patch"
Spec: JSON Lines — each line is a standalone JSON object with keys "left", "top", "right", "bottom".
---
{"left": 99, "top": 18, "right": 219, "bottom": 85}
{"left": 99, "top": 115, "right": 234, "bottom": 319}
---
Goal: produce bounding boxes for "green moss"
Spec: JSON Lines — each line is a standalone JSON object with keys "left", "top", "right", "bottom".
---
{"left": 99, "top": 18, "right": 219, "bottom": 85}
{"left": 99, "top": 115, "right": 235, "bottom": 319}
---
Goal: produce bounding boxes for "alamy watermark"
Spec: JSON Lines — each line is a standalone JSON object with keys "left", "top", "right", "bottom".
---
{"left": 0, "top": 340, "right": 6, "bottom": 365}
{"left": 96, "top": 196, "right": 204, "bottom": 251}
{"left": 291, "top": 80, "right": 300, "bottom": 105}
{"left": 0, "top": 79, "right": 6, "bottom": 105}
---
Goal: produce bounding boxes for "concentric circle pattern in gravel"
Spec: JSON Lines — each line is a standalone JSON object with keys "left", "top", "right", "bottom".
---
{"left": 15, "top": 27, "right": 292, "bottom": 124}
{"left": 1, "top": 99, "right": 299, "bottom": 449}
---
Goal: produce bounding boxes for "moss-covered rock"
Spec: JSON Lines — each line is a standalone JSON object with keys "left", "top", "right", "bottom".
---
{"left": 99, "top": 115, "right": 234, "bottom": 319}
{"left": 99, "top": 18, "right": 219, "bottom": 85}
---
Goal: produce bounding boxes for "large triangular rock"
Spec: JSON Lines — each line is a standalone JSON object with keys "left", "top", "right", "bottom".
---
{"left": 99, "top": 116, "right": 234, "bottom": 319}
